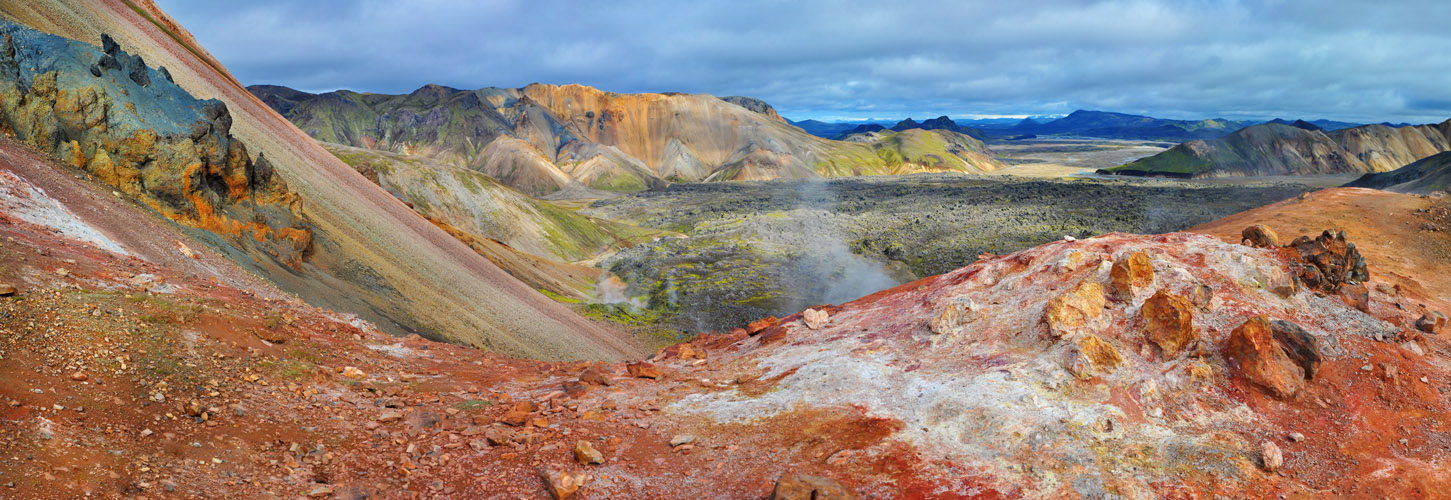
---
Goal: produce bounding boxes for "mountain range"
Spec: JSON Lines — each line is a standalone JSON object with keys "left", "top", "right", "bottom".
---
{"left": 250, "top": 84, "right": 1001, "bottom": 196}
{"left": 1106, "top": 120, "right": 1451, "bottom": 178}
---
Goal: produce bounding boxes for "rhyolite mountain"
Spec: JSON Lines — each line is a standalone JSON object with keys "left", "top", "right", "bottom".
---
{"left": 1106, "top": 120, "right": 1451, "bottom": 178}
{"left": 1, "top": 1, "right": 641, "bottom": 360}
{"left": 1008, "top": 110, "right": 1257, "bottom": 141}
{"left": 249, "top": 84, "right": 1002, "bottom": 196}
{"left": 1346, "top": 151, "right": 1451, "bottom": 194}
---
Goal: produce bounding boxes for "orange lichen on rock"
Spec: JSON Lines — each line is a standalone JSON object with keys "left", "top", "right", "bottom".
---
{"left": 1046, "top": 281, "right": 1106, "bottom": 336}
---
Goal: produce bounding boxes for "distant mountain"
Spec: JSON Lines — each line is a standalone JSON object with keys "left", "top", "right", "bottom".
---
{"left": 1346, "top": 151, "right": 1451, "bottom": 194}
{"left": 251, "top": 84, "right": 996, "bottom": 195}
{"left": 1010, "top": 110, "right": 1256, "bottom": 141}
{"left": 890, "top": 115, "right": 987, "bottom": 140}
{"left": 1265, "top": 118, "right": 1363, "bottom": 131}
{"left": 787, "top": 119, "right": 879, "bottom": 138}
{"left": 833, "top": 128, "right": 998, "bottom": 174}
{"left": 1104, "top": 120, "right": 1451, "bottom": 178}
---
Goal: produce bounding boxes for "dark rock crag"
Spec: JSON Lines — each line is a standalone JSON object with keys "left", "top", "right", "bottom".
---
{"left": 0, "top": 22, "right": 310, "bottom": 268}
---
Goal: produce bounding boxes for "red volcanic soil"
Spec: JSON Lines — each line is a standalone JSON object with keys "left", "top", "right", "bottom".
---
{"left": 5, "top": 160, "right": 1451, "bottom": 498}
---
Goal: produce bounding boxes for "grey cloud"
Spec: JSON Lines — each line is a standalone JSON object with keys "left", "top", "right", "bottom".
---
{"left": 157, "top": 0, "right": 1451, "bottom": 123}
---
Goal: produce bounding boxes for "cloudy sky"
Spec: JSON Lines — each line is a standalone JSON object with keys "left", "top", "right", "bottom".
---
{"left": 157, "top": 0, "right": 1451, "bottom": 123}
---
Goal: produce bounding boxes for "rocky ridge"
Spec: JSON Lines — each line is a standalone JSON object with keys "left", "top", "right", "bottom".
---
{"left": 1107, "top": 120, "right": 1451, "bottom": 178}
{"left": 0, "top": 21, "right": 311, "bottom": 267}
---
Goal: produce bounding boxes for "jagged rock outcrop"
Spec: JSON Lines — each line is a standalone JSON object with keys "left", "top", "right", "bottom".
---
{"left": 250, "top": 83, "right": 1002, "bottom": 195}
{"left": 0, "top": 22, "right": 311, "bottom": 267}
{"left": 1108, "top": 120, "right": 1451, "bottom": 178}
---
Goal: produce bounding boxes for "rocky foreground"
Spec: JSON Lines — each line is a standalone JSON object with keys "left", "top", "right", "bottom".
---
{"left": 3, "top": 138, "right": 1450, "bottom": 499}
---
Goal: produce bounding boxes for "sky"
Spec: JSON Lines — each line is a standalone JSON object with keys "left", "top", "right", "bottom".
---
{"left": 157, "top": 0, "right": 1451, "bottom": 123}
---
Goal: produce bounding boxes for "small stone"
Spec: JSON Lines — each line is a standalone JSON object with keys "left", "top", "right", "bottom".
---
{"left": 1189, "top": 283, "right": 1214, "bottom": 308}
{"left": 669, "top": 434, "right": 697, "bottom": 447}
{"left": 468, "top": 440, "right": 488, "bottom": 451}
{"left": 1262, "top": 441, "right": 1283, "bottom": 472}
{"left": 377, "top": 411, "right": 402, "bottom": 423}
{"left": 69, "top": 372, "right": 88, "bottom": 382}
{"left": 1288, "top": 432, "right": 1305, "bottom": 442}
{"left": 538, "top": 465, "right": 588, "bottom": 499}
{"left": 802, "top": 308, "right": 829, "bottom": 330}
{"left": 140, "top": 429, "right": 153, "bottom": 438}
{"left": 573, "top": 440, "right": 604, "bottom": 465}
{"left": 770, "top": 473, "right": 858, "bottom": 500}
{"left": 341, "top": 366, "right": 365, "bottom": 379}
{"left": 306, "top": 484, "right": 334, "bottom": 497}
{"left": 0, "top": 284, "right": 16, "bottom": 296}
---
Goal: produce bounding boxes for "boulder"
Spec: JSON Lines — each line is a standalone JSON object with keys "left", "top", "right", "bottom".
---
{"left": 1227, "top": 316, "right": 1319, "bottom": 399}
{"left": 1189, "top": 283, "right": 1214, "bottom": 308}
{"left": 1141, "top": 290, "right": 1196, "bottom": 358}
{"left": 1270, "top": 320, "right": 1321, "bottom": 380}
{"left": 1241, "top": 225, "right": 1279, "bottom": 248}
{"left": 770, "top": 473, "right": 857, "bottom": 500}
{"left": 1046, "top": 282, "right": 1107, "bottom": 337}
{"left": 1109, "top": 251, "right": 1154, "bottom": 298}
